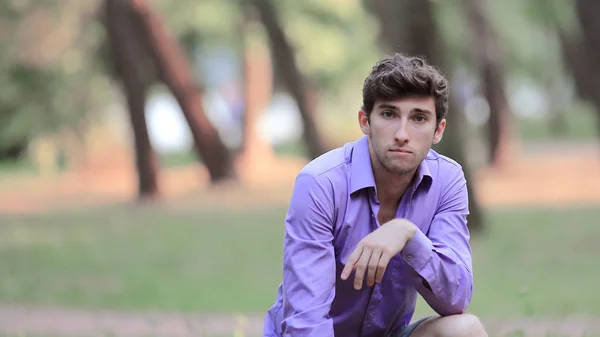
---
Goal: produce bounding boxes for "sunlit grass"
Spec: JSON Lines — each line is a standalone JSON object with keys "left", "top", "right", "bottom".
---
{"left": 1, "top": 205, "right": 599, "bottom": 319}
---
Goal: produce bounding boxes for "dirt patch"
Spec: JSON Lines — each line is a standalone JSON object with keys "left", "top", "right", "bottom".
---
{"left": 1, "top": 305, "right": 599, "bottom": 337}
{"left": 1, "top": 142, "right": 600, "bottom": 214}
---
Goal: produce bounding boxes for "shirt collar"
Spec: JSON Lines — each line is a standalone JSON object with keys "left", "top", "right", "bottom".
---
{"left": 349, "top": 136, "right": 376, "bottom": 194}
{"left": 413, "top": 154, "right": 433, "bottom": 192}
{"left": 349, "top": 135, "right": 433, "bottom": 195}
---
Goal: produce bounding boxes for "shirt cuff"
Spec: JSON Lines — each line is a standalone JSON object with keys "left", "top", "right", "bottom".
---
{"left": 401, "top": 228, "right": 434, "bottom": 275}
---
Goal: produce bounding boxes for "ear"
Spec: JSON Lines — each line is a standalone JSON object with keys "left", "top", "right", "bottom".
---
{"left": 358, "top": 109, "right": 370, "bottom": 135}
{"left": 432, "top": 119, "right": 446, "bottom": 144}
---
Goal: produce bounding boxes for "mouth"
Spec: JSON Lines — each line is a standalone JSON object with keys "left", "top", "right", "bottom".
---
{"left": 389, "top": 149, "right": 412, "bottom": 154}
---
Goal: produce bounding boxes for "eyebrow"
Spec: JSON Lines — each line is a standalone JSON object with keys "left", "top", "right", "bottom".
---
{"left": 376, "top": 104, "right": 433, "bottom": 116}
{"left": 377, "top": 104, "right": 399, "bottom": 110}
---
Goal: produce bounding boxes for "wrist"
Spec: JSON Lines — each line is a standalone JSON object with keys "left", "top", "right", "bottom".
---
{"left": 391, "top": 218, "right": 417, "bottom": 242}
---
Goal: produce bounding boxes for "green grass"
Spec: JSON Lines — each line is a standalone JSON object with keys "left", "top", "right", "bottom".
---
{"left": 0, "top": 206, "right": 287, "bottom": 313}
{"left": 415, "top": 206, "right": 600, "bottom": 319}
{"left": 1, "top": 205, "right": 599, "bottom": 318}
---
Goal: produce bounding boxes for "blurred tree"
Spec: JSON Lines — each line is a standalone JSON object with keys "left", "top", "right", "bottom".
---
{"left": 0, "top": 1, "right": 110, "bottom": 166}
{"left": 139, "top": 0, "right": 381, "bottom": 150}
{"left": 249, "top": 0, "right": 331, "bottom": 159}
{"left": 367, "top": 0, "right": 484, "bottom": 232}
{"left": 103, "top": 0, "right": 159, "bottom": 199}
{"left": 463, "top": 0, "right": 515, "bottom": 168}
{"left": 129, "top": 0, "right": 236, "bottom": 183}
{"left": 277, "top": 1, "right": 380, "bottom": 93}
{"left": 558, "top": 0, "right": 600, "bottom": 138}
{"left": 238, "top": 3, "right": 274, "bottom": 156}
{"left": 0, "top": 143, "right": 27, "bottom": 161}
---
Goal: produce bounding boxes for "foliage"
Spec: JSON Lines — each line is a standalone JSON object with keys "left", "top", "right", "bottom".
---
{"left": 276, "top": 0, "right": 380, "bottom": 94}
{"left": 0, "top": 0, "right": 596, "bottom": 160}
{"left": 145, "top": 0, "right": 243, "bottom": 68}
{"left": 0, "top": 0, "right": 112, "bottom": 155}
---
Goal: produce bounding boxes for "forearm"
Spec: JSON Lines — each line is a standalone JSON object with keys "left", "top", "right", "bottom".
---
{"left": 280, "top": 172, "right": 337, "bottom": 336}
{"left": 401, "top": 229, "right": 473, "bottom": 315}
{"left": 398, "top": 168, "right": 474, "bottom": 315}
{"left": 282, "top": 236, "right": 335, "bottom": 336}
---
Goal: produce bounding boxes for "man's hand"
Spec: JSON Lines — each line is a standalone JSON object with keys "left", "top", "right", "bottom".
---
{"left": 340, "top": 219, "right": 417, "bottom": 290}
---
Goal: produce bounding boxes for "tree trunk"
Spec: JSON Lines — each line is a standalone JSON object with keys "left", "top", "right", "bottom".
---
{"left": 250, "top": 0, "right": 329, "bottom": 159}
{"left": 371, "top": 0, "right": 484, "bottom": 232}
{"left": 128, "top": 0, "right": 236, "bottom": 183}
{"left": 562, "top": 0, "right": 600, "bottom": 138}
{"left": 239, "top": 3, "right": 273, "bottom": 155}
{"left": 0, "top": 141, "right": 28, "bottom": 161}
{"left": 463, "top": 0, "right": 514, "bottom": 168}
{"left": 369, "top": 0, "right": 404, "bottom": 54}
{"left": 103, "top": 0, "right": 159, "bottom": 199}
{"left": 237, "top": 2, "right": 277, "bottom": 178}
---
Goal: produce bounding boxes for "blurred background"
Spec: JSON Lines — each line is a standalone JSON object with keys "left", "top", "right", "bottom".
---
{"left": 1, "top": 0, "right": 600, "bottom": 336}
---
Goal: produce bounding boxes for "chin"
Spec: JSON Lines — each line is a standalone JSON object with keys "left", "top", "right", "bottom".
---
{"left": 386, "top": 165, "right": 415, "bottom": 175}
{"left": 396, "top": 169, "right": 416, "bottom": 175}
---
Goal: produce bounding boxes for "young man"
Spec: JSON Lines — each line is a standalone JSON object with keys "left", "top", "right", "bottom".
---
{"left": 263, "top": 53, "right": 488, "bottom": 337}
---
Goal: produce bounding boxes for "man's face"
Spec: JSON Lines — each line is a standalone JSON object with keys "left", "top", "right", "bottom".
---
{"left": 359, "top": 96, "right": 446, "bottom": 176}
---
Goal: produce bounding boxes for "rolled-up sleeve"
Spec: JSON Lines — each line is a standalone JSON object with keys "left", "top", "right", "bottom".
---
{"left": 401, "top": 167, "right": 473, "bottom": 316}
{"left": 281, "top": 172, "right": 336, "bottom": 336}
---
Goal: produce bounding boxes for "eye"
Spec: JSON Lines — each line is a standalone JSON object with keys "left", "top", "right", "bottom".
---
{"left": 382, "top": 110, "right": 394, "bottom": 118}
{"left": 414, "top": 115, "right": 427, "bottom": 122}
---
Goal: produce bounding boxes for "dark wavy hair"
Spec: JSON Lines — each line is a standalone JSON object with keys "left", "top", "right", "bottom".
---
{"left": 361, "top": 53, "right": 449, "bottom": 124}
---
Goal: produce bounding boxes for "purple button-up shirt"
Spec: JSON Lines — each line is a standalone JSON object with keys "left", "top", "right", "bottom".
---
{"left": 263, "top": 135, "right": 473, "bottom": 337}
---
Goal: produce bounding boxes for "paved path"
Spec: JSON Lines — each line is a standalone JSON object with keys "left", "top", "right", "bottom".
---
{"left": 1, "top": 305, "right": 600, "bottom": 337}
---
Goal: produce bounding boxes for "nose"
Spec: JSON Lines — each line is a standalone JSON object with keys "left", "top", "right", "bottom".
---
{"left": 394, "top": 122, "right": 409, "bottom": 144}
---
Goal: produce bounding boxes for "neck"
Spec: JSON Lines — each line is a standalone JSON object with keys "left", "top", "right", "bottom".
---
{"left": 373, "top": 166, "right": 415, "bottom": 206}
{"left": 368, "top": 145, "right": 416, "bottom": 206}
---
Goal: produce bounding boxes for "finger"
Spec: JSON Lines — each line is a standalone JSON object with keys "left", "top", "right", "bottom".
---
{"left": 341, "top": 244, "right": 364, "bottom": 280}
{"left": 353, "top": 248, "right": 373, "bottom": 290}
{"left": 366, "top": 248, "right": 382, "bottom": 287}
{"left": 375, "top": 249, "right": 393, "bottom": 284}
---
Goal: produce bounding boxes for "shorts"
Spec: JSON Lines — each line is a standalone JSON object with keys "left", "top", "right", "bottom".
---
{"left": 391, "top": 316, "right": 432, "bottom": 337}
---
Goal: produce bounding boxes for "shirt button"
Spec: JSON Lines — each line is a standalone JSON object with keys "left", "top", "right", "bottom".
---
{"left": 405, "top": 255, "right": 413, "bottom": 262}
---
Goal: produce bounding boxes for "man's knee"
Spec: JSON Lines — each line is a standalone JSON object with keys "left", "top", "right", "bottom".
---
{"left": 413, "top": 313, "right": 487, "bottom": 337}
{"left": 446, "top": 313, "right": 487, "bottom": 337}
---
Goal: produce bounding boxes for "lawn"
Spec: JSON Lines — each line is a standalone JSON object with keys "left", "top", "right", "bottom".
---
{"left": 0, "top": 204, "right": 598, "bottom": 319}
